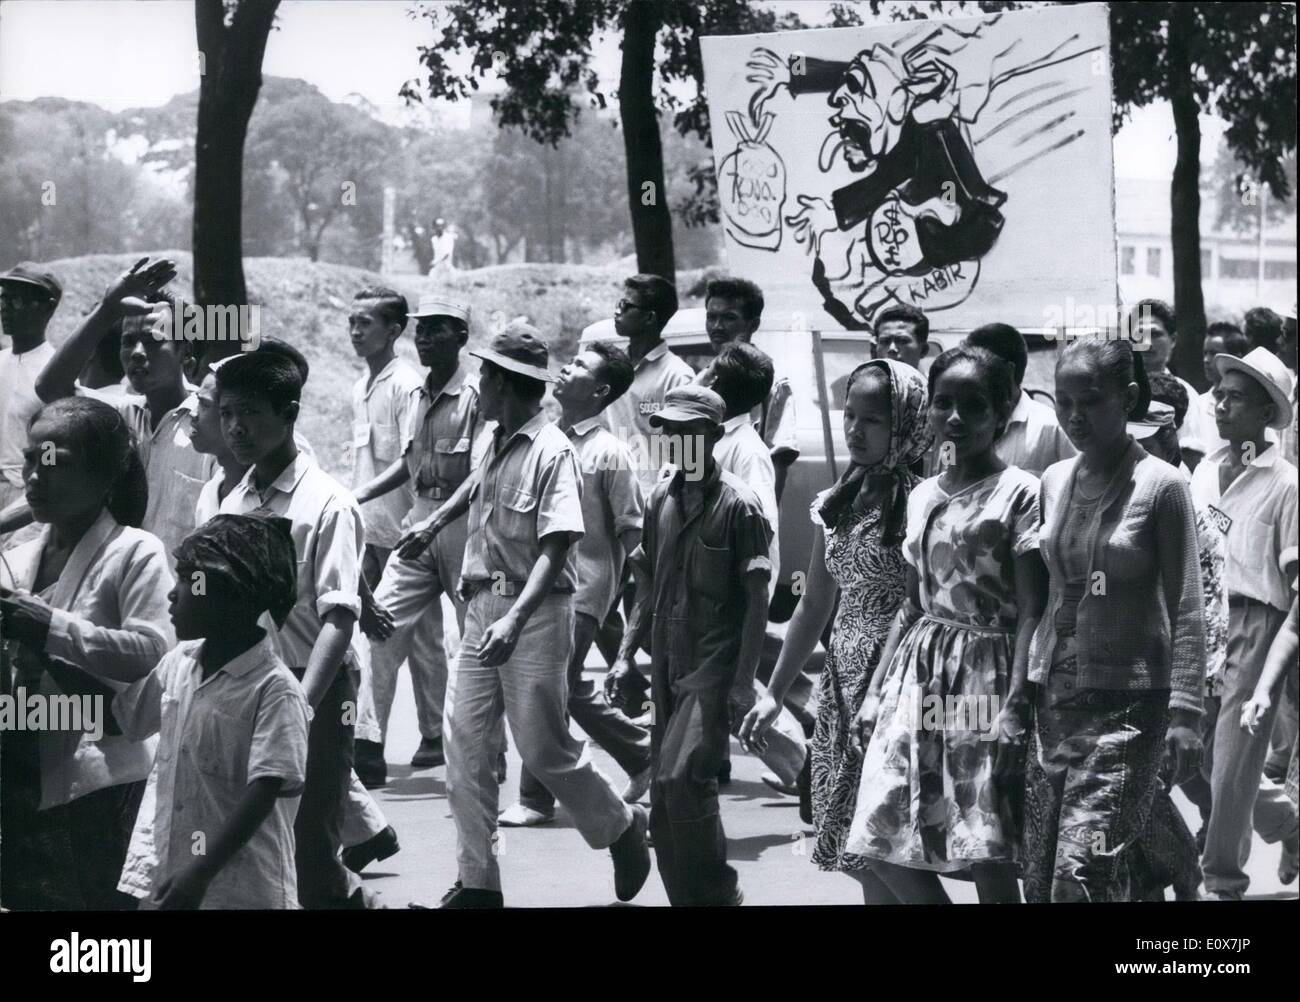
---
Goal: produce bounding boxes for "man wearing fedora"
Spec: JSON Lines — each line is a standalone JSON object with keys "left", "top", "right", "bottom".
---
{"left": 1192, "top": 346, "right": 1299, "bottom": 899}
{"left": 0, "top": 264, "right": 62, "bottom": 543}
{"left": 396, "top": 320, "right": 651, "bottom": 908}
{"left": 353, "top": 295, "right": 495, "bottom": 790}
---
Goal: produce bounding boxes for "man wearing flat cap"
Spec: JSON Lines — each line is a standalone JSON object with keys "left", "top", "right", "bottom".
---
{"left": 605, "top": 383, "right": 774, "bottom": 906}
{"left": 397, "top": 320, "right": 651, "bottom": 908}
{"left": 0, "top": 264, "right": 62, "bottom": 535}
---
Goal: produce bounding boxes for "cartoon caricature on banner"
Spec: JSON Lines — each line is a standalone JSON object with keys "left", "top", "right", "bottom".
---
{"left": 700, "top": 3, "right": 1118, "bottom": 333}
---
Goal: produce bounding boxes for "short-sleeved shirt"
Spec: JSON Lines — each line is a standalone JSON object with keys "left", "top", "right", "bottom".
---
{"left": 113, "top": 636, "right": 309, "bottom": 910}
{"left": 461, "top": 410, "right": 585, "bottom": 592}
{"left": 78, "top": 384, "right": 214, "bottom": 569}
{"left": 1190, "top": 443, "right": 1299, "bottom": 612}
{"left": 0, "top": 340, "right": 55, "bottom": 488}
{"left": 602, "top": 341, "right": 695, "bottom": 496}
{"left": 567, "top": 416, "right": 644, "bottom": 620}
{"left": 714, "top": 414, "right": 781, "bottom": 596}
{"left": 403, "top": 364, "right": 484, "bottom": 506}
{"left": 996, "top": 393, "right": 1075, "bottom": 476}
{"left": 350, "top": 357, "right": 422, "bottom": 549}
{"left": 193, "top": 432, "right": 317, "bottom": 530}
{"left": 218, "top": 453, "right": 364, "bottom": 668}
{"left": 630, "top": 464, "right": 772, "bottom": 693}
{"left": 0, "top": 508, "right": 175, "bottom": 809}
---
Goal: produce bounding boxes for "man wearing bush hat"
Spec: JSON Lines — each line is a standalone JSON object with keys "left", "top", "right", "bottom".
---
{"left": 1192, "top": 345, "right": 1299, "bottom": 899}
{"left": 397, "top": 319, "right": 651, "bottom": 908}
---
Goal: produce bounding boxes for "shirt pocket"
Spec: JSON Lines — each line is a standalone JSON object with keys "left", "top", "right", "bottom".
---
{"left": 689, "top": 540, "right": 734, "bottom": 604}
{"left": 496, "top": 484, "right": 538, "bottom": 542}
{"left": 433, "top": 436, "right": 472, "bottom": 491}
{"left": 371, "top": 421, "right": 403, "bottom": 464}
{"left": 191, "top": 705, "right": 252, "bottom": 783}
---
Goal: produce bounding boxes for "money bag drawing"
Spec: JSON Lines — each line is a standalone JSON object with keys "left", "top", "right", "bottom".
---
{"left": 718, "top": 110, "right": 787, "bottom": 251}
{"left": 733, "top": 14, "right": 1102, "bottom": 328}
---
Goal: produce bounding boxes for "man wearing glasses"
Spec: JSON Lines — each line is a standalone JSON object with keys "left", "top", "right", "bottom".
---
{"left": 603, "top": 275, "right": 695, "bottom": 498}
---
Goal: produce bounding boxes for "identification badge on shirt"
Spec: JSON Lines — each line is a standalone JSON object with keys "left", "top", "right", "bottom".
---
{"left": 1206, "top": 503, "right": 1232, "bottom": 535}
{"left": 352, "top": 423, "right": 371, "bottom": 448}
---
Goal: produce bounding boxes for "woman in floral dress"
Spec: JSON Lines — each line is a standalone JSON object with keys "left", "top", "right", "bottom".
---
{"left": 844, "top": 346, "right": 1046, "bottom": 904}
{"left": 741, "top": 359, "right": 931, "bottom": 902}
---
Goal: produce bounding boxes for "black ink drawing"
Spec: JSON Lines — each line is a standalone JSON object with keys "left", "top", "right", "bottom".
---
{"left": 734, "top": 13, "right": 1103, "bottom": 328}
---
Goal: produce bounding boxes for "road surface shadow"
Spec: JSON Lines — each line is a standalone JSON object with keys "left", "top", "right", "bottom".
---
{"left": 727, "top": 831, "right": 806, "bottom": 861}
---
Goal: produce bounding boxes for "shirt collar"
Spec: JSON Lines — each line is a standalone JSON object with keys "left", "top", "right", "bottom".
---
{"left": 239, "top": 450, "right": 314, "bottom": 499}
{"left": 569, "top": 415, "right": 605, "bottom": 439}
{"left": 722, "top": 414, "right": 750, "bottom": 434}
{"left": 1007, "top": 392, "right": 1033, "bottom": 428}
{"left": 363, "top": 357, "right": 404, "bottom": 397}
{"left": 636, "top": 342, "right": 669, "bottom": 369}
{"left": 493, "top": 409, "right": 551, "bottom": 453}
{"left": 202, "top": 633, "right": 278, "bottom": 680}
{"left": 1206, "top": 441, "right": 1281, "bottom": 469}
{"left": 423, "top": 363, "right": 469, "bottom": 402}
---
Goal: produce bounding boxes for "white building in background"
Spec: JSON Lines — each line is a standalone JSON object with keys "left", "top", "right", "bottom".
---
{"left": 1116, "top": 177, "right": 1297, "bottom": 317}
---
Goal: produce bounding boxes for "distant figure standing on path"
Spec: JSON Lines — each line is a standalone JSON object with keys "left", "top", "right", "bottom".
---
{"left": 430, "top": 219, "right": 457, "bottom": 280}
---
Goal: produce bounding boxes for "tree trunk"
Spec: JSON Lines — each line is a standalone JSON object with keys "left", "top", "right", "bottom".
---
{"left": 406, "top": 220, "right": 433, "bottom": 274}
{"left": 192, "top": 0, "right": 279, "bottom": 365}
{"left": 1166, "top": 3, "right": 1207, "bottom": 391}
{"left": 618, "top": 0, "right": 674, "bottom": 281}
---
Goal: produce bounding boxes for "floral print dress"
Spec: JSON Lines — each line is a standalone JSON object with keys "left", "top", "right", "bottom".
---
{"left": 845, "top": 467, "right": 1040, "bottom": 871}
{"left": 808, "top": 496, "right": 909, "bottom": 872}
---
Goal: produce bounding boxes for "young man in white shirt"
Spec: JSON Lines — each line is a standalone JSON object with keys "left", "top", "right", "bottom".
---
{"left": 1191, "top": 347, "right": 1299, "bottom": 900}
{"left": 1130, "top": 298, "right": 1210, "bottom": 470}
{"left": 698, "top": 276, "right": 799, "bottom": 501}
{"left": 0, "top": 264, "right": 62, "bottom": 545}
{"left": 964, "top": 323, "right": 1075, "bottom": 476}
{"left": 603, "top": 274, "right": 695, "bottom": 497}
{"left": 215, "top": 350, "right": 371, "bottom": 909}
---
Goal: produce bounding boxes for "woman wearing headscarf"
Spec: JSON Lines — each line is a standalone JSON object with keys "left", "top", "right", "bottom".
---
{"left": 740, "top": 359, "right": 931, "bottom": 902}
{"left": 0, "top": 396, "right": 174, "bottom": 909}
{"left": 835, "top": 347, "right": 1045, "bottom": 904}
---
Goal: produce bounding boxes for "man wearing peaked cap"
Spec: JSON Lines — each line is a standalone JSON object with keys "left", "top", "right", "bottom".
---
{"left": 0, "top": 264, "right": 62, "bottom": 533}
{"left": 1192, "top": 344, "right": 1300, "bottom": 900}
{"left": 395, "top": 314, "right": 650, "bottom": 908}
{"left": 352, "top": 291, "right": 504, "bottom": 789}
{"left": 606, "top": 378, "right": 774, "bottom": 906}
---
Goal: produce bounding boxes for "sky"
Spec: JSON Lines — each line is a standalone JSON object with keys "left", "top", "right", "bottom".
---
{"left": 0, "top": 0, "right": 1228, "bottom": 179}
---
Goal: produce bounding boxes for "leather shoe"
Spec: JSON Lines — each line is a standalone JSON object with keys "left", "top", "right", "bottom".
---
{"left": 610, "top": 805, "right": 651, "bottom": 902}
{"left": 439, "top": 881, "right": 504, "bottom": 909}
{"left": 411, "top": 737, "right": 445, "bottom": 769}
{"left": 498, "top": 803, "right": 554, "bottom": 827}
{"left": 342, "top": 824, "right": 400, "bottom": 874}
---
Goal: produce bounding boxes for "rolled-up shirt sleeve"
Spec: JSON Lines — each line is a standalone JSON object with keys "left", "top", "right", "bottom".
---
{"left": 312, "top": 503, "right": 364, "bottom": 621}
{"left": 246, "top": 676, "right": 310, "bottom": 797}
{"left": 535, "top": 451, "right": 586, "bottom": 544}
{"left": 45, "top": 536, "right": 174, "bottom": 682}
{"left": 603, "top": 444, "right": 645, "bottom": 538}
{"left": 112, "top": 664, "right": 167, "bottom": 743}
{"left": 733, "top": 501, "right": 774, "bottom": 580}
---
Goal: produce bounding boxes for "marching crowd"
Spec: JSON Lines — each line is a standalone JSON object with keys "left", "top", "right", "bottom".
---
{"left": 0, "top": 256, "right": 1296, "bottom": 908}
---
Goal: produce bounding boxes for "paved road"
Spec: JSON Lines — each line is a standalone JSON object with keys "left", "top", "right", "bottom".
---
{"left": 355, "top": 603, "right": 1298, "bottom": 908}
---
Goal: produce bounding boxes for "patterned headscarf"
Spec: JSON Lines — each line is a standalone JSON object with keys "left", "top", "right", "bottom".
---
{"left": 174, "top": 513, "right": 298, "bottom": 628}
{"left": 818, "top": 358, "right": 932, "bottom": 544}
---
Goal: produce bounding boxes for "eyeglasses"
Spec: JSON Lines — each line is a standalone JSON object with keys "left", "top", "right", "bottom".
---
{"left": 615, "top": 298, "right": 648, "bottom": 316}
